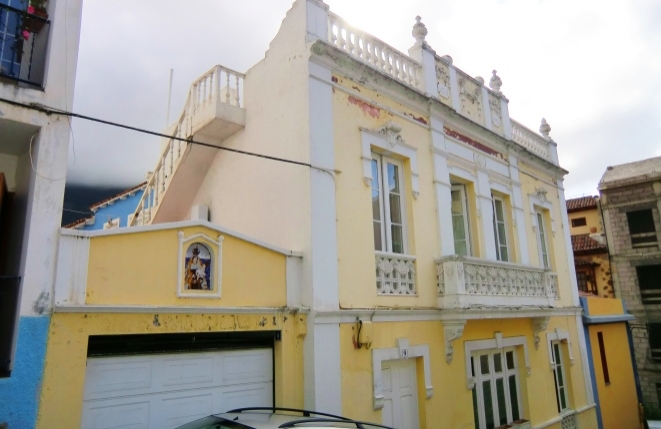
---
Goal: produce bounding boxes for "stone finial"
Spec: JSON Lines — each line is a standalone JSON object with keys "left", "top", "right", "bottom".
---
{"left": 539, "top": 118, "right": 551, "bottom": 137}
{"left": 475, "top": 76, "right": 485, "bottom": 85}
{"left": 412, "top": 16, "right": 428, "bottom": 45}
{"left": 489, "top": 70, "right": 502, "bottom": 94}
{"left": 441, "top": 55, "right": 453, "bottom": 65}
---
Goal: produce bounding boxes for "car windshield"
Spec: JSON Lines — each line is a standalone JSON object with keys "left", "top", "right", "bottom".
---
{"left": 176, "top": 415, "right": 255, "bottom": 429}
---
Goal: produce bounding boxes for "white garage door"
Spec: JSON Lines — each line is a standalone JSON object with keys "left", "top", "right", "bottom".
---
{"left": 81, "top": 348, "right": 273, "bottom": 429}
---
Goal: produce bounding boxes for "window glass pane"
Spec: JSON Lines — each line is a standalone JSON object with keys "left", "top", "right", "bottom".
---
{"left": 496, "top": 378, "right": 507, "bottom": 425}
{"left": 494, "top": 199, "right": 504, "bottom": 221}
{"left": 389, "top": 194, "right": 402, "bottom": 224}
{"left": 454, "top": 240, "right": 468, "bottom": 257}
{"left": 509, "top": 375, "right": 520, "bottom": 421}
{"left": 497, "top": 223, "right": 507, "bottom": 246}
{"left": 387, "top": 163, "right": 400, "bottom": 193}
{"left": 482, "top": 380, "right": 494, "bottom": 429}
{"left": 480, "top": 355, "right": 490, "bottom": 375}
{"left": 391, "top": 225, "right": 404, "bottom": 254}
{"left": 560, "top": 386, "right": 567, "bottom": 410}
{"left": 373, "top": 221, "right": 383, "bottom": 251}
{"left": 500, "top": 246, "right": 509, "bottom": 262}
{"left": 553, "top": 367, "right": 561, "bottom": 413}
{"left": 506, "top": 351, "right": 515, "bottom": 370}
{"left": 494, "top": 353, "right": 502, "bottom": 373}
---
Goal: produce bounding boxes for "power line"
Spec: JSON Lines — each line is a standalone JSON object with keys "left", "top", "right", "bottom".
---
{"left": 0, "top": 97, "right": 321, "bottom": 171}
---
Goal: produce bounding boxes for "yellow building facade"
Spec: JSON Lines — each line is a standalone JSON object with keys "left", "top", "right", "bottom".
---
{"left": 39, "top": 1, "right": 608, "bottom": 428}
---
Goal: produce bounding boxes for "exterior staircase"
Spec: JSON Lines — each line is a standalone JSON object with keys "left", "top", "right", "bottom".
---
{"left": 130, "top": 65, "right": 245, "bottom": 226}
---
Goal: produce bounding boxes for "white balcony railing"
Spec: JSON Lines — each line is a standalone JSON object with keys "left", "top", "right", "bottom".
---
{"left": 328, "top": 12, "right": 421, "bottom": 90}
{"left": 130, "top": 65, "right": 245, "bottom": 226}
{"left": 375, "top": 252, "right": 417, "bottom": 295}
{"left": 436, "top": 255, "right": 557, "bottom": 308}
{"left": 510, "top": 119, "right": 551, "bottom": 160}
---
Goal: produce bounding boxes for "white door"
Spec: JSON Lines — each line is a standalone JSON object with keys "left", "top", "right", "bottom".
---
{"left": 381, "top": 359, "right": 419, "bottom": 429}
{"left": 81, "top": 348, "right": 273, "bottom": 429}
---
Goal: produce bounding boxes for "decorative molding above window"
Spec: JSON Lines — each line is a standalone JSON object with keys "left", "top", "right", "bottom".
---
{"left": 361, "top": 126, "right": 419, "bottom": 199}
{"left": 372, "top": 338, "right": 433, "bottom": 410}
{"left": 529, "top": 187, "right": 556, "bottom": 236}
{"left": 464, "top": 332, "right": 531, "bottom": 389}
{"left": 177, "top": 231, "right": 224, "bottom": 299}
{"left": 546, "top": 328, "right": 574, "bottom": 369}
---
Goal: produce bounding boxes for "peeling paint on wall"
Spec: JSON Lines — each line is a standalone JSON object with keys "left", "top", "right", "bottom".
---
{"left": 348, "top": 96, "right": 380, "bottom": 119}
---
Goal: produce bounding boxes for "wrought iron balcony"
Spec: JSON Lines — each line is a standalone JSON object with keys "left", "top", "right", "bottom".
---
{"left": 436, "top": 255, "right": 558, "bottom": 308}
{"left": 0, "top": 3, "right": 50, "bottom": 88}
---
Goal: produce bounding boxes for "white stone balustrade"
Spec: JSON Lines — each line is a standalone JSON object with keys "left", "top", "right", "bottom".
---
{"left": 511, "top": 119, "right": 551, "bottom": 160}
{"left": 130, "top": 65, "right": 245, "bottom": 226}
{"left": 375, "top": 252, "right": 417, "bottom": 295}
{"left": 436, "top": 255, "right": 557, "bottom": 308}
{"left": 328, "top": 12, "right": 421, "bottom": 89}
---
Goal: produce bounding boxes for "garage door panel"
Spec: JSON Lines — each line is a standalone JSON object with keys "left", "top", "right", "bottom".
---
{"left": 220, "top": 350, "right": 273, "bottom": 385}
{"left": 84, "top": 358, "right": 154, "bottom": 399}
{"left": 81, "top": 399, "right": 150, "bottom": 429}
{"left": 83, "top": 348, "right": 273, "bottom": 429}
{"left": 162, "top": 355, "right": 215, "bottom": 387}
{"left": 221, "top": 383, "right": 273, "bottom": 412}
{"left": 157, "top": 391, "right": 216, "bottom": 429}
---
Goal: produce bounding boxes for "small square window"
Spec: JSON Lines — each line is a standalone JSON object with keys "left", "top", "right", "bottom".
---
{"left": 571, "top": 217, "right": 587, "bottom": 227}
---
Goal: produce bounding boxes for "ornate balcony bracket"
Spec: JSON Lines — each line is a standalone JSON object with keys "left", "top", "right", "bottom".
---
{"left": 531, "top": 316, "right": 550, "bottom": 350}
{"left": 443, "top": 320, "right": 466, "bottom": 364}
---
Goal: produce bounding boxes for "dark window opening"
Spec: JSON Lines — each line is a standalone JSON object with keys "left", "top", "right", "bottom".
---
{"left": 597, "top": 332, "right": 610, "bottom": 385}
{"left": 648, "top": 324, "right": 661, "bottom": 362}
{"left": 637, "top": 265, "right": 661, "bottom": 305}
{"left": 627, "top": 210, "right": 657, "bottom": 248}
{"left": 571, "top": 217, "right": 587, "bottom": 227}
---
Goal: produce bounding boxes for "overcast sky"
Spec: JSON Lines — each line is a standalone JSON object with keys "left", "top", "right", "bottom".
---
{"left": 67, "top": 0, "right": 661, "bottom": 198}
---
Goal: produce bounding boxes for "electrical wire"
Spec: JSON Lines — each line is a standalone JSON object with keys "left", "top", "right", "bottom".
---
{"left": 0, "top": 97, "right": 339, "bottom": 176}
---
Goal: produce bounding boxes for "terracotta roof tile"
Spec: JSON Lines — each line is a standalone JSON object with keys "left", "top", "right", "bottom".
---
{"left": 571, "top": 233, "right": 607, "bottom": 253}
{"left": 566, "top": 196, "right": 597, "bottom": 212}
{"left": 90, "top": 182, "right": 147, "bottom": 210}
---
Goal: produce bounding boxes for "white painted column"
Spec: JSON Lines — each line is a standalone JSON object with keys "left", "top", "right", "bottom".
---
{"left": 305, "top": 28, "right": 342, "bottom": 412}
{"left": 557, "top": 178, "right": 580, "bottom": 307}
{"left": 476, "top": 170, "right": 497, "bottom": 260}
{"left": 431, "top": 118, "right": 455, "bottom": 256}
{"left": 548, "top": 140, "right": 559, "bottom": 165}
{"left": 575, "top": 313, "right": 595, "bottom": 406}
{"left": 508, "top": 156, "right": 529, "bottom": 264}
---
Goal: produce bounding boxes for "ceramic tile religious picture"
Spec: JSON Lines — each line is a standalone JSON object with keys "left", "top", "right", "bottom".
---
{"left": 185, "top": 243, "right": 212, "bottom": 291}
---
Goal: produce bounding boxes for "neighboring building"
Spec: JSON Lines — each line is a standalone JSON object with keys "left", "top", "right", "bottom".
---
{"left": 567, "top": 196, "right": 613, "bottom": 298}
{"left": 565, "top": 196, "right": 641, "bottom": 428}
{"left": 598, "top": 156, "right": 661, "bottom": 415}
{"left": 38, "top": 1, "right": 600, "bottom": 428}
{"left": 0, "top": 0, "right": 84, "bottom": 428}
{"left": 64, "top": 181, "right": 147, "bottom": 230}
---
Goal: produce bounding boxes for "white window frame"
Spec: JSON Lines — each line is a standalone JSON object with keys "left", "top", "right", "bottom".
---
{"left": 371, "top": 153, "right": 407, "bottom": 254}
{"left": 451, "top": 184, "right": 472, "bottom": 256}
{"left": 551, "top": 340, "right": 569, "bottom": 413}
{"left": 492, "top": 195, "right": 510, "bottom": 262}
{"left": 536, "top": 209, "right": 550, "bottom": 268}
{"left": 471, "top": 347, "right": 524, "bottom": 429}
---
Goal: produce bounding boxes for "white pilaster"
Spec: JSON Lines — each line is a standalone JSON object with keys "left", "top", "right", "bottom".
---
{"left": 500, "top": 98, "right": 512, "bottom": 140}
{"left": 509, "top": 156, "right": 529, "bottom": 264}
{"left": 408, "top": 45, "right": 437, "bottom": 96}
{"left": 448, "top": 66, "right": 461, "bottom": 114}
{"left": 557, "top": 178, "right": 580, "bottom": 306}
{"left": 476, "top": 170, "right": 497, "bottom": 260}
{"left": 304, "top": 318, "right": 342, "bottom": 415}
{"left": 431, "top": 118, "right": 455, "bottom": 256}
{"left": 305, "top": 0, "right": 329, "bottom": 42}
{"left": 575, "top": 313, "right": 595, "bottom": 406}
{"left": 481, "top": 87, "right": 493, "bottom": 132}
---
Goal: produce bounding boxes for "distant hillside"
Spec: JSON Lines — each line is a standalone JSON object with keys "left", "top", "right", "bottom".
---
{"left": 61, "top": 184, "right": 125, "bottom": 226}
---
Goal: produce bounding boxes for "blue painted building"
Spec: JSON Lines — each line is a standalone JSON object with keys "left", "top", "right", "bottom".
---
{"left": 65, "top": 182, "right": 146, "bottom": 230}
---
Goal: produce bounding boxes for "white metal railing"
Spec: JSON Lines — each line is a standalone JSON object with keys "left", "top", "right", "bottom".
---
{"left": 375, "top": 252, "right": 417, "bottom": 295}
{"left": 511, "top": 119, "right": 551, "bottom": 161}
{"left": 436, "top": 256, "right": 557, "bottom": 299}
{"left": 130, "top": 65, "right": 245, "bottom": 226}
{"left": 328, "top": 12, "right": 421, "bottom": 90}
